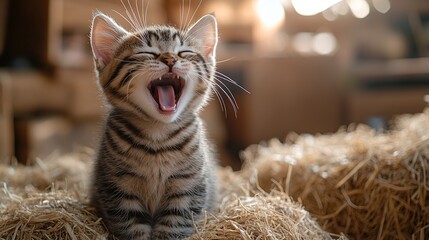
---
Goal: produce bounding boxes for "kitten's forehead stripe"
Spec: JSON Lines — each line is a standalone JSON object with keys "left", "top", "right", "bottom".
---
{"left": 159, "top": 30, "right": 171, "bottom": 42}
{"left": 131, "top": 27, "right": 186, "bottom": 48}
{"left": 144, "top": 30, "right": 159, "bottom": 47}
{"left": 172, "top": 32, "right": 184, "bottom": 46}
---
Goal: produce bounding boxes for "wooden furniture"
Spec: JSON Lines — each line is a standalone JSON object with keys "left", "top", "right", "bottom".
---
{"left": 0, "top": 72, "right": 13, "bottom": 163}
{"left": 218, "top": 56, "right": 342, "bottom": 150}
{"left": 347, "top": 58, "right": 429, "bottom": 124}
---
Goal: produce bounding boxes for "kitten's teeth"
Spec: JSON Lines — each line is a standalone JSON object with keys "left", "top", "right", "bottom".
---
{"left": 159, "top": 77, "right": 162, "bottom": 80}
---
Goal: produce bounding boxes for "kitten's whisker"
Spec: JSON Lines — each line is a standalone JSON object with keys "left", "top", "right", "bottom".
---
{"left": 214, "top": 57, "right": 235, "bottom": 65}
{"left": 144, "top": 0, "right": 151, "bottom": 30}
{"left": 140, "top": 0, "right": 147, "bottom": 28}
{"left": 198, "top": 57, "right": 235, "bottom": 67}
{"left": 212, "top": 86, "right": 227, "bottom": 117}
{"left": 215, "top": 72, "right": 250, "bottom": 94}
{"left": 213, "top": 81, "right": 238, "bottom": 117}
{"left": 130, "top": 0, "right": 144, "bottom": 32}
{"left": 134, "top": 0, "right": 145, "bottom": 31}
{"left": 184, "top": 0, "right": 203, "bottom": 31}
{"left": 179, "top": 0, "right": 185, "bottom": 32}
{"left": 200, "top": 75, "right": 238, "bottom": 114}
{"left": 214, "top": 78, "right": 239, "bottom": 111}
{"left": 121, "top": 0, "right": 147, "bottom": 45}
{"left": 184, "top": 0, "right": 191, "bottom": 32}
{"left": 189, "top": 72, "right": 227, "bottom": 116}
{"left": 121, "top": 0, "right": 143, "bottom": 32}
{"left": 196, "top": 72, "right": 235, "bottom": 117}
{"left": 128, "top": 0, "right": 146, "bottom": 36}
{"left": 120, "top": 0, "right": 138, "bottom": 31}
{"left": 210, "top": 84, "right": 227, "bottom": 116}
{"left": 127, "top": 0, "right": 140, "bottom": 29}
{"left": 113, "top": 9, "right": 137, "bottom": 32}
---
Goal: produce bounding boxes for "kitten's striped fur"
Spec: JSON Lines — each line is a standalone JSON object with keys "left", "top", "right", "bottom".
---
{"left": 89, "top": 10, "right": 219, "bottom": 239}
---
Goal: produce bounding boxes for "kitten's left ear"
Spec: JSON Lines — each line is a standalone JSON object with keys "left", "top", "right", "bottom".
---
{"left": 91, "top": 12, "right": 128, "bottom": 69}
{"left": 187, "top": 14, "right": 218, "bottom": 59}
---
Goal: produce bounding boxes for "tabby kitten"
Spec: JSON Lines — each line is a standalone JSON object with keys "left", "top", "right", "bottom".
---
{"left": 89, "top": 11, "right": 219, "bottom": 239}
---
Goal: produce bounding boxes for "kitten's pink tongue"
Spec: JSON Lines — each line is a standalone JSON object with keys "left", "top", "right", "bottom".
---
{"left": 156, "top": 85, "right": 176, "bottom": 112}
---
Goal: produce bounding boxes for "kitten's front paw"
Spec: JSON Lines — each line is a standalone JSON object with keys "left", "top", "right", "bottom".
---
{"left": 152, "top": 227, "right": 195, "bottom": 240}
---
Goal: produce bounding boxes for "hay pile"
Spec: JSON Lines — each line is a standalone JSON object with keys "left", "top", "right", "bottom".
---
{"left": 240, "top": 109, "right": 429, "bottom": 239}
{"left": 0, "top": 186, "right": 106, "bottom": 239}
{"left": 0, "top": 148, "right": 92, "bottom": 190}
{"left": 1, "top": 153, "right": 337, "bottom": 239}
{"left": 0, "top": 149, "right": 103, "bottom": 239}
{"left": 190, "top": 189, "right": 341, "bottom": 240}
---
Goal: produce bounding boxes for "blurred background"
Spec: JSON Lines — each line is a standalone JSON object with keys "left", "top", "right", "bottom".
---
{"left": 0, "top": 0, "right": 428, "bottom": 169}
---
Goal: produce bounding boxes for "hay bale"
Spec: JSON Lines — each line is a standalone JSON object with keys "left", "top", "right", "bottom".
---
{"left": 190, "top": 190, "right": 344, "bottom": 240}
{"left": 0, "top": 149, "right": 102, "bottom": 240}
{"left": 0, "top": 186, "right": 106, "bottom": 240}
{"left": 240, "top": 109, "right": 429, "bottom": 239}
{"left": 0, "top": 148, "right": 92, "bottom": 190}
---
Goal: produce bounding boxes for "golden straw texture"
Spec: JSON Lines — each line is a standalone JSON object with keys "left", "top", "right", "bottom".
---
{"left": 0, "top": 186, "right": 106, "bottom": 240}
{"left": 241, "top": 109, "right": 429, "bottom": 239}
{"left": 190, "top": 190, "right": 343, "bottom": 240}
{"left": 0, "top": 152, "right": 335, "bottom": 239}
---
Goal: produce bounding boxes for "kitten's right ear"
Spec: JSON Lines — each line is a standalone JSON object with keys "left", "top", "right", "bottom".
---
{"left": 91, "top": 12, "right": 128, "bottom": 69}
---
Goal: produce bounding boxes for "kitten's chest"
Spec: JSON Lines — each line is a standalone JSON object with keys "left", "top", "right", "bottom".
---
{"left": 120, "top": 154, "right": 185, "bottom": 212}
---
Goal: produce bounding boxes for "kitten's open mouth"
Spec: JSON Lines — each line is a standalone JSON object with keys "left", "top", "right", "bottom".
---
{"left": 148, "top": 73, "right": 185, "bottom": 113}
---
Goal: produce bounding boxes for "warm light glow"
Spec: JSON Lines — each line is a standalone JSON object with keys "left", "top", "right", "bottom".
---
{"left": 292, "top": 33, "right": 313, "bottom": 54}
{"left": 372, "top": 0, "right": 390, "bottom": 14}
{"left": 331, "top": 1, "right": 349, "bottom": 15}
{"left": 322, "top": 10, "right": 338, "bottom": 21}
{"left": 292, "top": 32, "right": 337, "bottom": 55}
{"left": 348, "top": 0, "right": 370, "bottom": 18}
{"left": 313, "top": 32, "right": 337, "bottom": 55}
{"left": 256, "top": 0, "right": 285, "bottom": 27}
{"left": 291, "top": 0, "right": 344, "bottom": 16}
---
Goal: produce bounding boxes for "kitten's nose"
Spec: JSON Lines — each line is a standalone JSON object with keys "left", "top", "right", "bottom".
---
{"left": 159, "top": 52, "right": 177, "bottom": 71}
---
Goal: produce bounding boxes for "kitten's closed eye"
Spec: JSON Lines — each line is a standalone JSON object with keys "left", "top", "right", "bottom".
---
{"left": 136, "top": 51, "right": 195, "bottom": 60}
{"left": 178, "top": 50, "right": 196, "bottom": 58}
{"left": 136, "top": 51, "right": 160, "bottom": 58}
